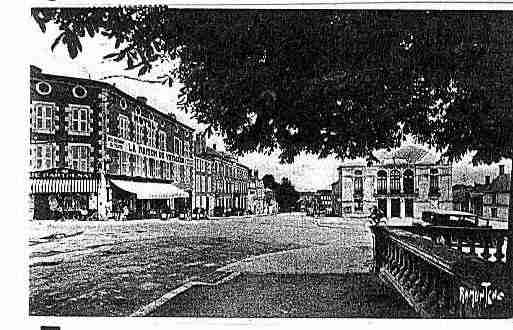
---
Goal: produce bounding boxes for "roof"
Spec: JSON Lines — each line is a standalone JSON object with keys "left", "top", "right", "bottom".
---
{"left": 31, "top": 68, "right": 195, "bottom": 132}
{"left": 338, "top": 145, "right": 440, "bottom": 169}
{"left": 488, "top": 174, "right": 511, "bottom": 193}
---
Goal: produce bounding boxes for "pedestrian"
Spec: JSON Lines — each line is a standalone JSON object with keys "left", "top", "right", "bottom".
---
{"left": 122, "top": 203, "right": 129, "bottom": 221}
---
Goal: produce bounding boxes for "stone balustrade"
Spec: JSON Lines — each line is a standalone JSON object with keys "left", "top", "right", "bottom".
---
{"left": 371, "top": 225, "right": 512, "bottom": 318}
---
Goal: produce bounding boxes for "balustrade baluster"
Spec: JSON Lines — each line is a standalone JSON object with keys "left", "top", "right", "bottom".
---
{"left": 494, "top": 236, "right": 505, "bottom": 263}
{"left": 421, "top": 271, "right": 441, "bottom": 316}
{"left": 457, "top": 234, "right": 463, "bottom": 253}
{"left": 468, "top": 234, "right": 477, "bottom": 256}
{"left": 481, "top": 233, "right": 492, "bottom": 261}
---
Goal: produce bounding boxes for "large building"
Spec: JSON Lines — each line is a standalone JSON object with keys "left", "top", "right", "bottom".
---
{"left": 335, "top": 146, "right": 452, "bottom": 219}
{"left": 193, "top": 133, "right": 251, "bottom": 216}
{"left": 29, "top": 66, "right": 194, "bottom": 220}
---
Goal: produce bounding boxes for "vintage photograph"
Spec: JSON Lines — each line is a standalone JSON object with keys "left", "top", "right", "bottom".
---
{"left": 27, "top": 6, "right": 512, "bottom": 319}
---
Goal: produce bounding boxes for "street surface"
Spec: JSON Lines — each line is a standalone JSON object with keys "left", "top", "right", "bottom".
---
{"left": 29, "top": 213, "right": 374, "bottom": 316}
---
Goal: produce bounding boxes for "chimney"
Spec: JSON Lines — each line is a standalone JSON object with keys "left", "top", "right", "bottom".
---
{"left": 213, "top": 144, "right": 217, "bottom": 150}
{"left": 137, "top": 96, "right": 147, "bottom": 104}
{"left": 485, "top": 176, "right": 491, "bottom": 185}
{"left": 499, "top": 164, "right": 505, "bottom": 176}
{"left": 30, "top": 65, "right": 42, "bottom": 75}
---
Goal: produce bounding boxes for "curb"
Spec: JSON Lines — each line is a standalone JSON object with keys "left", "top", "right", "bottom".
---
{"left": 130, "top": 271, "right": 241, "bottom": 317}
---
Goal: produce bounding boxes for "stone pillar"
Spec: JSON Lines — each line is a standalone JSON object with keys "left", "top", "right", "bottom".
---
{"left": 386, "top": 198, "right": 391, "bottom": 219}
{"left": 400, "top": 198, "right": 405, "bottom": 218}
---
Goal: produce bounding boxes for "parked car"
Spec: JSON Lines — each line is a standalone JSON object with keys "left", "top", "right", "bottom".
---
{"left": 420, "top": 209, "right": 490, "bottom": 228}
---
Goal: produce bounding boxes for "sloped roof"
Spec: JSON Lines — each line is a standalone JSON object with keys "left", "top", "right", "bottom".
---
{"left": 381, "top": 145, "right": 438, "bottom": 165}
{"left": 489, "top": 174, "right": 511, "bottom": 193}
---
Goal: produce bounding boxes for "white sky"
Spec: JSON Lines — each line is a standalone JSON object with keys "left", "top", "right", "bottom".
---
{"left": 30, "top": 21, "right": 511, "bottom": 191}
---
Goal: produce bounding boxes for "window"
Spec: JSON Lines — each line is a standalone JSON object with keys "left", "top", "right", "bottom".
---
{"left": 35, "top": 81, "right": 52, "bottom": 95}
{"left": 390, "top": 170, "right": 401, "bottom": 194}
{"left": 377, "top": 170, "right": 387, "bottom": 194}
{"left": 32, "top": 144, "right": 54, "bottom": 170}
{"left": 491, "top": 193, "right": 497, "bottom": 205}
{"left": 120, "top": 151, "right": 129, "bottom": 175}
{"left": 184, "top": 141, "right": 190, "bottom": 158}
{"left": 32, "top": 102, "right": 54, "bottom": 132}
{"left": 403, "top": 169, "right": 414, "bottom": 194}
{"left": 159, "top": 131, "right": 167, "bottom": 151}
{"left": 70, "top": 144, "right": 90, "bottom": 172}
{"left": 155, "top": 160, "right": 161, "bottom": 178}
{"left": 69, "top": 106, "right": 89, "bottom": 135}
{"left": 174, "top": 138, "right": 181, "bottom": 155}
{"left": 354, "top": 170, "right": 363, "bottom": 195}
{"left": 180, "top": 165, "right": 185, "bottom": 182}
{"left": 72, "top": 85, "right": 87, "bottom": 99}
{"left": 136, "top": 156, "right": 143, "bottom": 176}
{"left": 118, "top": 115, "right": 130, "bottom": 140}
{"left": 430, "top": 169, "right": 439, "bottom": 194}
{"left": 491, "top": 208, "right": 497, "bottom": 218}
{"left": 136, "top": 120, "right": 144, "bottom": 144}
{"left": 149, "top": 158, "right": 155, "bottom": 177}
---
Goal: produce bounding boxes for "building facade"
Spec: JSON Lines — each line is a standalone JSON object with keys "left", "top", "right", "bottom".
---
{"left": 316, "top": 189, "right": 332, "bottom": 212}
{"left": 193, "top": 133, "right": 251, "bottom": 216}
{"left": 331, "top": 180, "right": 342, "bottom": 215}
{"left": 483, "top": 165, "right": 510, "bottom": 222}
{"left": 336, "top": 146, "right": 452, "bottom": 219}
{"left": 247, "top": 170, "right": 266, "bottom": 215}
{"left": 30, "top": 66, "right": 194, "bottom": 220}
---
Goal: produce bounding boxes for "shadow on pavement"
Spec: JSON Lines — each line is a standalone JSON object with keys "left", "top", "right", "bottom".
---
{"left": 150, "top": 272, "right": 419, "bottom": 318}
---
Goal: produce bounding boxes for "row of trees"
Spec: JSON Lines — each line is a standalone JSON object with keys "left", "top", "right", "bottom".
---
{"left": 262, "top": 174, "right": 300, "bottom": 212}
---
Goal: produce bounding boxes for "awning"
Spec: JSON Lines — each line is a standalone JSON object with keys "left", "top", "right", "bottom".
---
{"left": 31, "top": 178, "right": 98, "bottom": 194}
{"left": 110, "top": 179, "right": 188, "bottom": 199}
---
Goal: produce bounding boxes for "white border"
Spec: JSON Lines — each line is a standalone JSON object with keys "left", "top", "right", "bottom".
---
{"left": 7, "top": 3, "right": 513, "bottom": 330}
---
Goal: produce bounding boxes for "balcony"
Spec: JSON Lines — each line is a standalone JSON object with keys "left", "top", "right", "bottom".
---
{"left": 370, "top": 225, "right": 512, "bottom": 318}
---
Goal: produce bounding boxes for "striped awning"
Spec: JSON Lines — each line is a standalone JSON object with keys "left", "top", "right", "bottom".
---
{"left": 31, "top": 178, "right": 99, "bottom": 194}
{"left": 110, "top": 179, "right": 188, "bottom": 199}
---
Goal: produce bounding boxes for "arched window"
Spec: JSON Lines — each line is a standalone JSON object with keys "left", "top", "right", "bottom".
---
{"left": 390, "top": 169, "right": 401, "bottom": 194}
{"left": 403, "top": 169, "right": 414, "bottom": 194}
{"left": 377, "top": 170, "right": 387, "bottom": 194}
{"left": 430, "top": 169, "right": 439, "bottom": 194}
{"left": 354, "top": 170, "right": 363, "bottom": 195}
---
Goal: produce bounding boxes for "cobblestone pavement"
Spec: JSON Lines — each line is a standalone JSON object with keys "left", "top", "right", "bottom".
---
{"left": 29, "top": 213, "right": 373, "bottom": 316}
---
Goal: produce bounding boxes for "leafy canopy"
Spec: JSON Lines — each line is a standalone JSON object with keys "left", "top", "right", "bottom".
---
{"left": 32, "top": 8, "right": 513, "bottom": 164}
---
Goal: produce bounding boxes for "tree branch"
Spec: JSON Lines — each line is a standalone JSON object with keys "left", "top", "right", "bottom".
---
{"left": 98, "top": 75, "right": 165, "bottom": 84}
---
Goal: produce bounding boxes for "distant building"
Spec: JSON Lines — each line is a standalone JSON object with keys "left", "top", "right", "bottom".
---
{"left": 483, "top": 165, "right": 510, "bottom": 222}
{"left": 331, "top": 180, "right": 342, "bottom": 215}
{"left": 193, "top": 133, "right": 250, "bottom": 216}
{"left": 316, "top": 189, "right": 332, "bottom": 211}
{"left": 248, "top": 169, "right": 265, "bottom": 215}
{"left": 335, "top": 146, "right": 452, "bottom": 219}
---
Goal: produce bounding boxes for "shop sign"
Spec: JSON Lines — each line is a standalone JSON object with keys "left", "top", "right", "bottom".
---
{"left": 107, "top": 134, "right": 188, "bottom": 163}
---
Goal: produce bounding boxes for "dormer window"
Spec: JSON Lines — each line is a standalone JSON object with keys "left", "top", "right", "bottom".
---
{"left": 72, "top": 85, "right": 87, "bottom": 99}
{"left": 35, "top": 81, "right": 52, "bottom": 95}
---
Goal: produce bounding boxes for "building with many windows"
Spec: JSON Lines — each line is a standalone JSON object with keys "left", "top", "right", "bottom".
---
{"left": 335, "top": 146, "right": 452, "bottom": 219}
{"left": 247, "top": 170, "right": 266, "bottom": 215}
{"left": 29, "top": 66, "right": 194, "bottom": 220}
{"left": 193, "top": 133, "right": 251, "bottom": 216}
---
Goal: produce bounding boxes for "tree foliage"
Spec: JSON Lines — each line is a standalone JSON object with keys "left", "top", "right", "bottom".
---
{"left": 262, "top": 174, "right": 278, "bottom": 189}
{"left": 32, "top": 8, "right": 513, "bottom": 165}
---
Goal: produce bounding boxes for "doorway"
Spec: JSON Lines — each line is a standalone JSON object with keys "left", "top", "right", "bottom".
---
{"left": 405, "top": 199, "right": 414, "bottom": 218}
{"left": 391, "top": 199, "right": 400, "bottom": 218}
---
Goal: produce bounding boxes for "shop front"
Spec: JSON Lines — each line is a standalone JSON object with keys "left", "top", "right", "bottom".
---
{"left": 109, "top": 179, "right": 189, "bottom": 220}
{"left": 30, "top": 168, "right": 99, "bottom": 220}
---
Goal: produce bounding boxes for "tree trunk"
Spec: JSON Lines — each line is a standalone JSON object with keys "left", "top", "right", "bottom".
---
{"left": 507, "top": 163, "right": 513, "bottom": 278}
